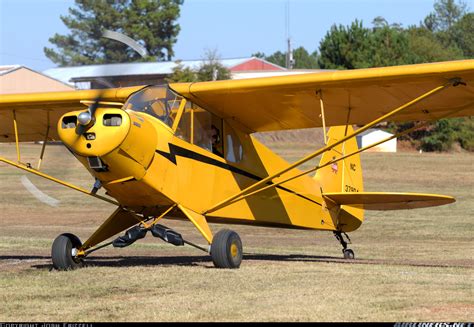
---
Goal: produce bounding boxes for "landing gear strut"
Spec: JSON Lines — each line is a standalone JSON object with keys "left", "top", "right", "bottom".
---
{"left": 50, "top": 224, "right": 244, "bottom": 270}
{"left": 334, "top": 231, "right": 355, "bottom": 259}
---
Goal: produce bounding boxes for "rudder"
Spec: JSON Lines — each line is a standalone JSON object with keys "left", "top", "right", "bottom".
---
{"left": 314, "top": 125, "right": 364, "bottom": 232}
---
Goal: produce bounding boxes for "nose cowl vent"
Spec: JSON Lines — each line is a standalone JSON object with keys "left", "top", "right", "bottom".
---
{"left": 103, "top": 114, "right": 122, "bottom": 126}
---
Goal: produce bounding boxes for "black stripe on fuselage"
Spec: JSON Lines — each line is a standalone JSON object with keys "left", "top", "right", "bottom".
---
{"left": 156, "top": 143, "right": 321, "bottom": 206}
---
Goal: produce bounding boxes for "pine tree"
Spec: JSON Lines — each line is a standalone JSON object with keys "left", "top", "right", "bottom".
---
{"left": 44, "top": 0, "right": 184, "bottom": 66}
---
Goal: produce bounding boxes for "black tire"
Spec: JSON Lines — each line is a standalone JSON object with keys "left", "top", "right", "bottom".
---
{"left": 51, "top": 233, "right": 83, "bottom": 270}
{"left": 343, "top": 248, "right": 355, "bottom": 260}
{"left": 210, "top": 229, "right": 243, "bottom": 269}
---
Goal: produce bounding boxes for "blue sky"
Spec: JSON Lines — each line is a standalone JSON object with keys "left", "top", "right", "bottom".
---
{"left": 0, "top": 0, "right": 471, "bottom": 72}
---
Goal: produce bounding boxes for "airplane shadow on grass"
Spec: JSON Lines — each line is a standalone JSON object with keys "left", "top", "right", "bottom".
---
{"left": 1, "top": 253, "right": 358, "bottom": 270}
{"left": 1, "top": 253, "right": 465, "bottom": 270}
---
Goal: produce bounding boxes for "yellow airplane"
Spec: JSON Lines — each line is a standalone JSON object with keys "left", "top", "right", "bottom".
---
{"left": 0, "top": 60, "right": 473, "bottom": 270}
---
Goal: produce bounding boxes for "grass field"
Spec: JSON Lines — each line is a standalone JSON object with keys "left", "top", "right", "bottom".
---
{"left": 0, "top": 142, "right": 473, "bottom": 322}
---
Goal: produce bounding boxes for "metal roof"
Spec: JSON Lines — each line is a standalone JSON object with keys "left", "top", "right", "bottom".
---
{"left": 42, "top": 57, "right": 268, "bottom": 85}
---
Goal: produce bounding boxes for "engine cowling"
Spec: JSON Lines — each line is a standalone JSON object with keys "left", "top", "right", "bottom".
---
{"left": 58, "top": 107, "right": 157, "bottom": 182}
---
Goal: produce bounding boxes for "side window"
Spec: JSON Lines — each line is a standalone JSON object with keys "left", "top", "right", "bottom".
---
{"left": 193, "top": 107, "right": 213, "bottom": 152}
{"left": 175, "top": 102, "right": 192, "bottom": 142}
{"left": 224, "top": 122, "right": 243, "bottom": 163}
{"left": 168, "top": 93, "right": 183, "bottom": 125}
{"left": 211, "top": 119, "right": 223, "bottom": 157}
{"left": 175, "top": 102, "right": 223, "bottom": 157}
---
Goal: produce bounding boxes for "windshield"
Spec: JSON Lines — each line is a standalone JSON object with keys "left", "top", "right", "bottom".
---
{"left": 123, "top": 85, "right": 182, "bottom": 128}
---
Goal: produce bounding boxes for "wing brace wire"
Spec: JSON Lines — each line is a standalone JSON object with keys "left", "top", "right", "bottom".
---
{"left": 204, "top": 81, "right": 457, "bottom": 214}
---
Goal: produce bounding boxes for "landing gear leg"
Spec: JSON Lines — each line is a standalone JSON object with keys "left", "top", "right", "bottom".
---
{"left": 334, "top": 231, "right": 355, "bottom": 259}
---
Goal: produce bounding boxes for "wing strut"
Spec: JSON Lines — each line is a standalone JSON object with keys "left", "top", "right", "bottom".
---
{"left": 0, "top": 155, "right": 119, "bottom": 206}
{"left": 317, "top": 90, "right": 328, "bottom": 144}
{"left": 206, "top": 106, "right": 465, "bottom": 209}
{"left": 204, "top": 81, "right": 456, "bottom": 214}
{"left": 12, "top": 110, "right": 21, "bottom": 163}
{"left": 37, "top": 112, "right": 50, "bottom": 170}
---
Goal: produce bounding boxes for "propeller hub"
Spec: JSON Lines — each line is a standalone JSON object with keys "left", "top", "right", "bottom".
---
{"left": 78, "top": 111, "right": 93, "bottom": 126}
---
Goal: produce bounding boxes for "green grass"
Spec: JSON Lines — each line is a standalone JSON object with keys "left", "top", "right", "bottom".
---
{"left": 0, "top": 143, "right": 473, "bottom": 322}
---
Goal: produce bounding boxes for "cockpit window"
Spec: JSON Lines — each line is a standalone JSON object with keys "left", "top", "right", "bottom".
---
{"left": 123, "top": 85, "right": 182, "bottom": 128}
{"left": 176, "top": 102, "right": 224, "bottom": 157}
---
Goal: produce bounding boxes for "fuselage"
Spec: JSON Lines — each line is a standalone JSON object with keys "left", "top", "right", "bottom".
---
{"left": 58, "top": 85, "right": 364, "bottom": 232}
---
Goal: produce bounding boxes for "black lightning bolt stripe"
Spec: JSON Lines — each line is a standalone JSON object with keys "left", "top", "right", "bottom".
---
{"left": 156, "top": 144, "right": 321, "bottom": 206}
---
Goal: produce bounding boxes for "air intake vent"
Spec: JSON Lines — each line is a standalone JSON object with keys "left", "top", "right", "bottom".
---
{"left": 87, "top": 156, "right": 108, "bottom": 172}
{"left": 103, "top": 114, "right": 122, "bottom": 126}
{"left": 61, "top": 116, "right": 77, "bottom": 129}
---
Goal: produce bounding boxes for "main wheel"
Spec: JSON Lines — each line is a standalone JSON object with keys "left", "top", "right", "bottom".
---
{"left": 343, "top": 248, "right": 355, "bottom": 259}
{"left": 210, "top": 229, "right": 243, "bottom": 269}
{"left": 51, "top": 233, "right": 84, "bottom": 270}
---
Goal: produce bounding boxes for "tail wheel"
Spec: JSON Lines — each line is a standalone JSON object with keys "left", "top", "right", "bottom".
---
{"left": 210, "top": 229, "right": 243, "bottom": 269}
{"left": 51, "top": 233, "right": 84, "bottom": 270}
{"left": 343, "top": 248, "right": 355, "bottom": 259}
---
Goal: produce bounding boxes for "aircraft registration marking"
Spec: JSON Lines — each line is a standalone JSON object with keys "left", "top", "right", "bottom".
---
{"left": 345, "top": 185, "right": 359, "bottom": 193}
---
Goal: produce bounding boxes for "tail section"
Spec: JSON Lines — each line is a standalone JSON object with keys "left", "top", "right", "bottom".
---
{"left": 314, "top": 126, "right": 364, "bottom": 232}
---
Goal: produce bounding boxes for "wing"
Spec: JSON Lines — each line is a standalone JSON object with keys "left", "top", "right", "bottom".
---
{"left": 170, "top": 60, "right": 474, "bottom": 132}
{"left": 323, "top": 192, "right": 455, "bottom": 210}
{"left": 0, "top": 86, "right": 144, "bottom": 142}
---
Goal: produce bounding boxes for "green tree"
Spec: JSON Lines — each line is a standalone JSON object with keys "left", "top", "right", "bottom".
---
{"left": 420, "top": 119, "right": 459, "bottom": 152}
{"left": 253, "top": 48, "right": 319, "bottom": 69}
{"left": 166, "top": 61, "right": 198, "bottom": 83}
{"left": 450, "top": 13, "right": 474, "bottom": 57}
{"left": 424, "top": 0, "right": 468, "bottom": 32}
{"left": 405, "top": 26, "right": 464, "bottom": 63}
{"left": 196, "top": 49, "right": 232, "bottom": 81}
{"left": 166, "top": 50, "right": 232, "bottom": 83}
{"left": 44, "top": 0, "right": 184, "bottom": 66}
{"left": 319, "top": 19, "right": 415, "bottom": 69}
{"left": 265, "top": 51, "right": 287, "bottom": 67}
{"left": 423, "top": 0, "right": 470, "bottom": 52}
{"left": 316, "top": 3, "right": 473, "bottom": 151}
{"left": 421, "top": 118, "right": 474, "bottom": 152}
{"left": 455, "top": 117, "right": 474, "bottom": 151}
{"left": 369, "top": 23, "right": 411, "bottom": 67}
{"left": 292, "top": 47, "right": 319, "bottom": 69}
{"left": 251, "top": 52, "right": 266, "bottom": 59}
{"left": 318, "top": 20, "right": 372, "bottom": 69}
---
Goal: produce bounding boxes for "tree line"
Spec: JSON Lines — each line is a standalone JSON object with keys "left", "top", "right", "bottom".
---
{"left": 254, "top": 0, "right": 473, "bottom": 152}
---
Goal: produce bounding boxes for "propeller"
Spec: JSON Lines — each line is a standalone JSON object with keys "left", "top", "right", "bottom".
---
{"left": 76, "top": 97, "right": 101, "bottom": 135}
{"left": 21, "top": 30, "right": 149, "bottom": 207}
{"left": 76, "top": 30, "right": 148, "bottom": 137}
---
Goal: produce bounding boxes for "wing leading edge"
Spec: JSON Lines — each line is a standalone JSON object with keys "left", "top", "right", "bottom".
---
{"left": 0, "top": 86, "right": 144, "bottom": 142}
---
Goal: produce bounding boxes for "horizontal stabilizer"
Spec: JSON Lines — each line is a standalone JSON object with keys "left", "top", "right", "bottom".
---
{"left": 323, "top": 192, "right": 455, "bottom": 210}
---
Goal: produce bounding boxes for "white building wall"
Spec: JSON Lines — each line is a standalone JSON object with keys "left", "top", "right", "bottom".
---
{"left": 357, "top": 130, "right": 397, "bottom": 152}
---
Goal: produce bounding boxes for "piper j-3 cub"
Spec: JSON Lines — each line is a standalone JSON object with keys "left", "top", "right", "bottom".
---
{"left": 0, "top": 60, "right": 473, "bottom": 270}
